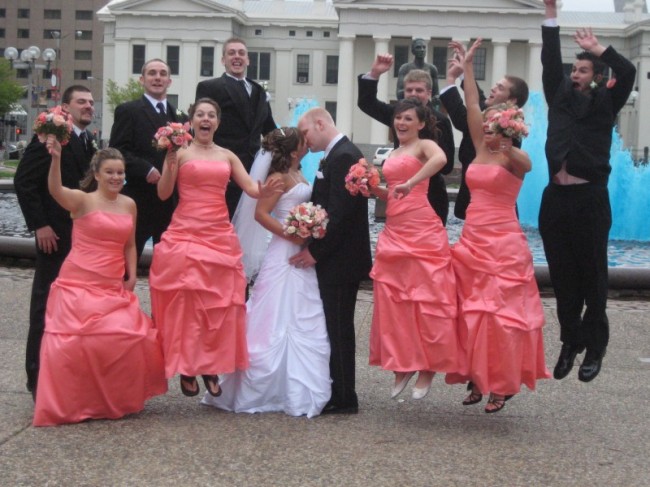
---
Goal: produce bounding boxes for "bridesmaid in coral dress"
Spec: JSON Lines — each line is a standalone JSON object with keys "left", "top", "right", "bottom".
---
{"left": 148, "top": 98, "right": 281, "bottom": 398}
{"left": 33, "top": 138, "right": 167, "bottom": 427}
{"left": 369, "top": 98, "right": 460, "bottom": 401}
{"left": 445, "top": 39, "right": 550, "bottom": 413}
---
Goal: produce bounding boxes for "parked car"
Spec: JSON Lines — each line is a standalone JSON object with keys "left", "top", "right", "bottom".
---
{"left": 372, "top": 146, "right": 393, "bottom": 167}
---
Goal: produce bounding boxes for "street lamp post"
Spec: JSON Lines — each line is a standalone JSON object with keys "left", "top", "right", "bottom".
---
{"left": 50, "top": 30, "right": 82, "bottom": 99}
{"left": 4, "top": 46, "right": 57, "bottom": 141}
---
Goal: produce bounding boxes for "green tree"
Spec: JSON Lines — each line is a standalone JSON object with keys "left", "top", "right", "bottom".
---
{"left": 105, "top": 78, "right": 144, "bottom": 114}
{"left": 0, "top": 59, "right": 25, "bottom": 117}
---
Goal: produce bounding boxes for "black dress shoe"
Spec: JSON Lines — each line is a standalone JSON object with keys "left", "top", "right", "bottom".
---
{"left": 553, "top": 343, "right": 586, "bottom": 380}
{"left": 578, "top": 349, "right": 606, "bottom": 382}
{"left": 320, "top": 403, "right": 359, "bottom": 415}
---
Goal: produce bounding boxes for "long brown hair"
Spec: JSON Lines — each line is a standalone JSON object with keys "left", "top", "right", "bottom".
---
{"left": 79, "top": 148, "right": 125, "bottom": 192}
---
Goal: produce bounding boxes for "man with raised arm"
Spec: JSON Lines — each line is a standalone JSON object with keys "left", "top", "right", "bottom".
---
{"left": 540, "top": 0, "right": 636, "bottom": 383}
{"left": 440, "top": 44, "right": 529, "bottom": 220}
{"left": 358, "top": 56, "right": 455, "bottom": 225}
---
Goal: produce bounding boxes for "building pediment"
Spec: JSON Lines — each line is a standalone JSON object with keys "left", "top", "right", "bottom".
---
{"left": 101, "top": 0, "right": 243, "bottom": 16}
{"left": 333, "top": 0, "right": 543, "bottom": 10}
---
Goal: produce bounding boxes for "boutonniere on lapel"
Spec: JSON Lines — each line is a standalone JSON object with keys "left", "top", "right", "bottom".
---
{"left": 259, "top": 81, "right": 272, "bottom": 102}
{"left": 176, "top": 109, "right": 187, "bottom": 119}
{"left": 91, "top": 139, "right": 99, "bottom": 151}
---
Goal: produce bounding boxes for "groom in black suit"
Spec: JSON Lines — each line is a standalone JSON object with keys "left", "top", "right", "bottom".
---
{"left": 291, "top": 108, "right": 372, "bottom": 414}
{"left": 195, "top": 37, "right": 277, "bottom": 218}
{"left": 110, "top": 58, "right": 182, "bottom": 258}
{"left": 14, "top": 85, "right": 96, "bottom": 398}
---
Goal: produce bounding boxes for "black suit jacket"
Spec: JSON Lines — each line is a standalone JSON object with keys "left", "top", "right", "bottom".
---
{"left": 309, "top": 136, "right": 372, "bottom": 286}
{"left": 357, "top": 75, "right": 454, "bottom": 222}
{"left": 109, "top": 96, "right": 181, "bottom": 194}
{"left": 542, "top": 25, "right": 635, "bottom": 185}
{"left": 15, "top": 132, "right": 94, "bottom": 254}
{"left": 195, "top": 74, "right": 276, "bottom": 169}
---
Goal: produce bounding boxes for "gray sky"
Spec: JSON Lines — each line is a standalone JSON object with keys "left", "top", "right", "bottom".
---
{"left": 561, "top": 0, "right": 615, "bottom": 11}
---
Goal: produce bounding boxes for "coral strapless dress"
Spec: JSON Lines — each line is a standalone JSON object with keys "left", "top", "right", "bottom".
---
{"left": 33, "top": 211, "right": 167, "bottom": 427}
{"left": 149, "top": 160, "right": 248, "bottom": 378}
{"left": 447, "top": 164, "right": 550, "bottom": 395}
{"left": 369, "top": 155, "right": 459, "bottom": 373}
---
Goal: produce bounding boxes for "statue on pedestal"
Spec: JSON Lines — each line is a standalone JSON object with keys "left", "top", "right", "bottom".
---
{"left": 396, "top": 38, "right": 439, "bottom": 101}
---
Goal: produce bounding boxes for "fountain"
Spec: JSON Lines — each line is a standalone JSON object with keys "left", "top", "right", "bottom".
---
{"left": 517, "top": 91, "right": 650, "bottom": 242}
{"left": 288, "top": 98, "right": 322, "bottom": 183}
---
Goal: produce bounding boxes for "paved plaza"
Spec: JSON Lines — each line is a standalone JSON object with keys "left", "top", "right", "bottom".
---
{"left": 0, "top": 265, "right": 648, "bottom": 486}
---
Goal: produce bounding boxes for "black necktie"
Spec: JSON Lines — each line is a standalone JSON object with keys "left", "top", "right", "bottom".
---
{"left": 238, "top": 79, "right": 250, "bottom": 97}
{"left": 156, "top": 102, "right": 166, "bottom": 116}
{"left": 79, "top": 131, "right": 88, "bottom": 151}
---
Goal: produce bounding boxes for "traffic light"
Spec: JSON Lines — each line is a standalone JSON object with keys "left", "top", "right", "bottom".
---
{"left": 15, "top": 128, "right": 22, "bottom": 136}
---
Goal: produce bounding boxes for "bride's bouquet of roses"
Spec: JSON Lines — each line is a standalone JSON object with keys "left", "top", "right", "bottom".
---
{"left": 152, "top": 122, "right": 193, "bottom": 151}
{"left": 345, "top": 158, "right": 380, "bottom": 197}
{"left": 484, "top": 104, "right": 529, "bottom": 141}
{"left": 283, "top": 202, "right": 329, "bottom": 239}
{"left": 33, "top": 106, "right": 73, "bottom": 145}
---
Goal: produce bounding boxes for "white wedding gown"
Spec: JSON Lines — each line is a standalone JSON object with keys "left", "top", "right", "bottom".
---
{"left": 201, "top": 182, "right": 332, "bottom": 418}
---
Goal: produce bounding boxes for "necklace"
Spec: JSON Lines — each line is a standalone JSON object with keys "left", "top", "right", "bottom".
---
{"left": 193, "top": 140, "right": 216, "bottom": 149}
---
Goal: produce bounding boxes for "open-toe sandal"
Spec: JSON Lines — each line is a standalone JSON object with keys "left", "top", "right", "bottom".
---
{"left": 202, "top": 375, "right": 222, "bottom": 397}
{"left": 485, "top": 394, "right": 507, "bottom": 413}
{"left": 462, "top": 390, "right": 483, "bottom": 406}
{"left": 180, "top": 375, "right": 199, "bottom": 397}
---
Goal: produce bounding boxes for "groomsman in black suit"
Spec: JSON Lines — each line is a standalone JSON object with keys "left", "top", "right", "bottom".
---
{"left": 541, "top": 0, "right": 636, "bottom": 383}
{"left": 110, "top": 58, "right": 183, "bottom": 258}
{"left": 291, "top": 108, "right": 372, "bottom": 414}
{"left": 439, "top": 45, "right": 529, "bottom": 220}
{"left": 358, "top": 56, "right": 455, "bottom": 225}
{"left": 14, "top": 85, "right": 96, "bottom": 398}
{"left": 195, "top": 37, "right": 277, "bottom": 218}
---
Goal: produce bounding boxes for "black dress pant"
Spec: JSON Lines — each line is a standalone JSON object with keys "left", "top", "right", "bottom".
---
{"left": 539, "top": 182, "right": 611, "bottom": 352}
{"left": 427, "top": 173, "right": 449, "bottom": 226}
{"left": 25, "top": 242, "right": 69, "bottom": 392}
{"left": 318, "top": 281, "right": 361, "bottom": 409}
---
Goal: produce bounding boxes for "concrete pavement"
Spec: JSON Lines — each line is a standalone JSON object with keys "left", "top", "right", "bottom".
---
{"left": 0, "top": 265, "right": 648, "bottom": 486}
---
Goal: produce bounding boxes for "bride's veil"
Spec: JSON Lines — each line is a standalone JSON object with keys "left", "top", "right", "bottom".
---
{"left": 232, "top": 149, "right": 273, "bottom": 283}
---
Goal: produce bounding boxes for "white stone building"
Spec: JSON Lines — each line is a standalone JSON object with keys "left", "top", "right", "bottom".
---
{"left": 98, "top": 0, "right": 650, "bottom": 160}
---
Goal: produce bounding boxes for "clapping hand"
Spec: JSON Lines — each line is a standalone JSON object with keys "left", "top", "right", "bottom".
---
{"left": 574, "top": 28, "right": 601, "bottom": 52}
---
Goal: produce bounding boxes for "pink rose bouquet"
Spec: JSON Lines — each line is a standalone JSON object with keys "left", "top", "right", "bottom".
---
{"left": 33, "top": 106, "right": 73, "bottom": 146}
{"left": 152, "top": 122, "right": 193, "bottom": 151}
{"left": 283, "top": 202, "right": 329, "bottom": 239}
{"left": 345, "top": 158, "right": 381, "bottom": 197}
{"left": 484, "top": 104, "right": 529, "bottom": 141}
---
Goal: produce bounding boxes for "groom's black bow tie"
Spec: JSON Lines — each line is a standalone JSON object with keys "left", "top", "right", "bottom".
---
{"left": 318, "top": 157, "right": 328, "bottom": 172}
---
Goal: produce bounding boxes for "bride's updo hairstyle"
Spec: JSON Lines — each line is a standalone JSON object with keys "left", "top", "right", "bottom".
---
{"left": 393, "top": 97, "right": 438, "bottom": 140}
{"left": 262, "top": 127, "right": 304, "bottom": 175}
{"left": 79, "top": 148, "right": 125, "bottom": 192}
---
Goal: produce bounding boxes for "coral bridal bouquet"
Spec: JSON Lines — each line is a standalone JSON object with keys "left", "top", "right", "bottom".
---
{"left": 283, "top": 202, "right": 329, "bottom": 239}
{"left": 152, "top": 122, "right": 193, "bottom": 151}
{"left": 483, "top": 104, "right": 529, "bottom": 141}
{"left": 33, "top": 106, "right": 73, "bottom": 145}
{"left": 345, "top": 158, "right": 380, "bottom": 197}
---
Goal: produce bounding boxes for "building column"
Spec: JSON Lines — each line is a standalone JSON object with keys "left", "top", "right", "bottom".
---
{"left": 336, "top": 35, "right": 355, "bottom": 137}
{"left": 527, "top": 41, "right": 543, "bottom": 93}
{"left": 370, "top": 36, "right": 391, "bottom": 144}
{"left": 179, "top": 41, "right": 199, "bottom": 112}
{"left": 274, "top": 48, "right": 293, "bottom": 125}
{"left": 491, "top": 40, "right": 509, "bottom": 87}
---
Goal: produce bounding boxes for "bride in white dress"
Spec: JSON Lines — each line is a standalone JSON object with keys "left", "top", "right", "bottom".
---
{"left": 202, "top": 127, "right": 331, "bottom": 418}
